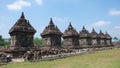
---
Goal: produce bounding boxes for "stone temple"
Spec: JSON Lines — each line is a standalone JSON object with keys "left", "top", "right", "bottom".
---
{"left": 105, "top": 32, "right": 112, "bottom": 45}
{"left": 8, "top": 12, "right": 112, "bottom": 49}
{"left": 9, "top": 12, "right": 36, "bottom": 47}
{"left": 79, "top": 26, "right": 91, "bottom": 47}
{"left": 90, "top": 28, "right": 99, "bottom": 46}
{"left": 62, "top": 23, "right": 79, "bottom": 48}
{"left": 40, "top": 19, "right": 112, "bottom": 48}
{"left": 41, "top": 18, "right": 62, "bottom": 47}
{"left": 98, "top": 30, "right": 106, "bottom": 46}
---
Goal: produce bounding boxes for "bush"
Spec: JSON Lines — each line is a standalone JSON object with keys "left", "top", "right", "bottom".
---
{"left": 34, "top": 38, "right": 43, "bottom": 45}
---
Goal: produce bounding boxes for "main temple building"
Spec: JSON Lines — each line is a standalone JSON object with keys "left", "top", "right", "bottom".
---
{"left": 9, "top": 12, "right": 112, "bottom": 49}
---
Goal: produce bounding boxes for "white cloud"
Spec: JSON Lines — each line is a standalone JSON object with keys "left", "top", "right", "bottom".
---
{"left": 35, "top": 0, "right": 43, "bottom": 5}
{"left": 91, "top": 20, "right": 110, "bottom": 27}
{"left": 114, "top": 26, "right": 120, "bottom": 30}
{"left": 109, "top": 9, "right": 120, "bottom": 16}
{"left": 53, "top": 17, "right": 69, "bottom": 22}
{"left": 7, "top": 0, "right": 31, "bottom": 11}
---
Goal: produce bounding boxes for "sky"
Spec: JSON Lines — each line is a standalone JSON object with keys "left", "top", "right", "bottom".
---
{"left": 0, "top": 0, "right": 120, "bottom": 39}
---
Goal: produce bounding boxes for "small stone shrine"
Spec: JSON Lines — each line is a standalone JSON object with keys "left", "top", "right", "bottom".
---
{"left": 79, "top": 26, "right": 91, "bottom": 47}
{"left": 105, "top": 32, "right": 112, "bottom": 45}
{"left": 9, "top": 12, "right": 36, "bottom": 47}
{"left": 90, "top": 28, "right": 99, "bottom": 46}
{"left": 41, "top": 18, "right": 62, "bottom": 47}
{"left": 98, "top": 30, "right": 106, "bottom": 46}
{"left": 62, "top": 23, "right": 79, "bottom": 48}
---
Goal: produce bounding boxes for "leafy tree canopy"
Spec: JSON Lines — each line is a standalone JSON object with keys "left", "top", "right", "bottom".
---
{"left": 34, "top": 37, "right": 43, "bottom": 45}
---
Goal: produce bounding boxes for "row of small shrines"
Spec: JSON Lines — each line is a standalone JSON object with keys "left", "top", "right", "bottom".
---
{"left": 9, "top": 12, "right": 112, "bottom": 49}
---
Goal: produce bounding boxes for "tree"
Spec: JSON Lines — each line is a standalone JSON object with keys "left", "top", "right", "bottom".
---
{"left": 0, "top": 35, "right": 3, "bottom": 41}
{"left": 34, "top": 37, "right": 43, "bottom": 45}
{"left": 113, "top": 37, "right": 119, "bottom": 42}
{"left": 0, "top": 35, "right": 10, "bottom": 46}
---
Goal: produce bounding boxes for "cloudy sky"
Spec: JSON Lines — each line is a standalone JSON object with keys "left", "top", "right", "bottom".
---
{"left": 0, "top": 0, "right": 120, "bottom": 38}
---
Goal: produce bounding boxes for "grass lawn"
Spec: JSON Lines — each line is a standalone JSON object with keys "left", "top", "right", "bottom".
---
{"left": 0, "top": 48, "right": 120, "bottom": 68}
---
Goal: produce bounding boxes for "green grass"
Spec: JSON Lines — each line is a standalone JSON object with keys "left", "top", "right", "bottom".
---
{"left": 0, "top": 48, "right": 120, "bottom": 68}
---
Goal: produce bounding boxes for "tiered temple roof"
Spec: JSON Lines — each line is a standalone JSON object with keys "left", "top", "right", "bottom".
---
{"left": 62, "top": 23, "right": 79, "bottom": 37}
{"left": 105, "top": 32, "right": 112, "bottom": 39}
{"left": 41, "top": 18, "right": 62, "bottom": 36}
{"left": 79, "top": 26, "right": 90, "bottom": 38}
{"left": 90, "top": 28, "right": 98, "bottom": 38}
{"left": 9, "top": 12, "right": 36, "bottom": 47}
{"left": 98, "top": 30, "right": 105, "bottom": 39}
{"left": 9, "top": 12, "right": 36, "bottom": 35}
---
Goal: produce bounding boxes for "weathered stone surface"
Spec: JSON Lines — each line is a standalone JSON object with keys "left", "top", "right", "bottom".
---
{"left": 0, "top": 52, "right": 12, "bottom": 65}
{"left": 9, "top": 12, "right": 36, "bottom": 47}
{"left": 98, "top": 30, "right": 106, "bottom": 46}
{"left": 105, "top": 32, "right": 112, "bottom": 45}
{"left": 90, "top": 28, "right": 98, "bottom": 46}
{"left": 79, "top": 27, "right": 112, "bottom": 47}
{"left": 41, "top": 18, "right": 62, "bottom": 47}
{"left": 79, "top": 26, "right": 91, "bottom": 45}
{"left": 62, "top": 23, "right": 79, "bottom": 48}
